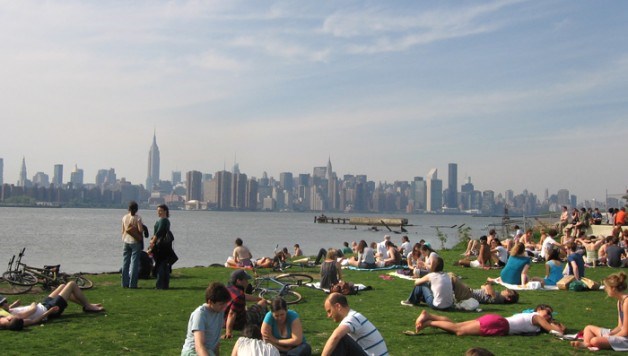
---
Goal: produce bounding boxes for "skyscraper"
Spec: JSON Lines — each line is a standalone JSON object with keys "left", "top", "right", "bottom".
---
{"left": 426, "top": 168, "right": 442, "bottom": 212}
{"left": 146, "top": 132, "right": 160, "bottom": 190}
{"left": 447, "top": 163, "right": 458, "bottom": 209}
{"left": 18, "top": 157, "right": 28, "bottom": 187}
{"left": 0, "top": 158, "right": 3, "bottom": 185}
{"left": 186, "top": 170, "right": 203, "bottom": 202}
{"left": 70, "top": 164, "right": 84, "bottom": 187}
{"left": 53, "top": 164, "right": 63, "bottom": 188}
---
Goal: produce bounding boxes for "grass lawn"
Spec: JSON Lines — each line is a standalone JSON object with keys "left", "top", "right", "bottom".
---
{"left": 1, "top": 243, "right": 622, "bottom": 355}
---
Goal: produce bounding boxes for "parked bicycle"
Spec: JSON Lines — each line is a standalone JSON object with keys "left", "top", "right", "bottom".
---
{"left": 251, "top": 272, "right": 313, "bottom": 304}
{"left": 2, "top": 248, "right": 93, "bottom": 293}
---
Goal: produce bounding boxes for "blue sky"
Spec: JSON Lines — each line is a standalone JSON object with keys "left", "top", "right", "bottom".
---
{"left": 1, "top": 0, "right": 627, "bottom": 202}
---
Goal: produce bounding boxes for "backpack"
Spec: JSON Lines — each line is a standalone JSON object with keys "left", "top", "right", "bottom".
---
{"left": 330, "top": 281, "right": 358, "bottom": 295}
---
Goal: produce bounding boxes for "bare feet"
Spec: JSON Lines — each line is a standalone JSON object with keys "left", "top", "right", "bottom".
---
{"left": 83, "top": 303, "right": 105, "bottom": 312}
{"left": 415, "top": 310, "right": 430, "bottom": 333}
{"left": 570, "top": 341, "right": 587, "bottom": 349}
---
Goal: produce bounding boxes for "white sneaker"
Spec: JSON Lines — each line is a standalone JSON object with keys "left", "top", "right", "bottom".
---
{"left": 400, "top": 300, "right": 414, "bottom": 307}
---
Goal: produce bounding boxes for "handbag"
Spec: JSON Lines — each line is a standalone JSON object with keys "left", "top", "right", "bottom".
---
{"left": 581, "top": 277, "right": 600, "bottom": 290}
{"left": 557, "top": 275, "right": 575, "bottom": 290}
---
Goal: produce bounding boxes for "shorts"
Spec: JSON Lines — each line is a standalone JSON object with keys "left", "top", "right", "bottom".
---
{"left": 358, "top": 262, "right": 376, "bottom": 269}
{"left": 41, "top": 296, "right": 68, "bottom": 318}
{"left": 477, "top": 314, "right": 509, "bottom": 336}
{"left": 237, "top": 259, "right": 253, "bottom": 268}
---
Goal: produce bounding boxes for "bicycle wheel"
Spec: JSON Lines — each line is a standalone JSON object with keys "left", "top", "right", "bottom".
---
{"left": 71, "top": 275, "right": 94, "bottom": 289}
{"left": 0, "top": 277, "right": 33, "bottom": 294}
{"left": 274, "top": 273, "right": 313, "bottom": 286}
{"left": 260, "top": 289, "right": 302, "bottom": 305}
{"left": 2, "top": 271, "right": 38, "bottom": 286}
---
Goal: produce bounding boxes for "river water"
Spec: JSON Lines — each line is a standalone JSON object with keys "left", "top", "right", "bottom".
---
{"left": 0, "top": 207, "right": 504, "bottom": 273}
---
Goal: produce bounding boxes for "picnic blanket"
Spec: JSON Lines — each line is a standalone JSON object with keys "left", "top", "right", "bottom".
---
{"left": 387, "top": 271, "right": 415, "bottom": 281}
{"left": 345, "top": 265, "right": 405, "bottom": 271}
{"left": 305, "top": 282, "right": 371, "bottom": 293}
{"left": 497, "top": 279, "right": 558, "bottom": 291}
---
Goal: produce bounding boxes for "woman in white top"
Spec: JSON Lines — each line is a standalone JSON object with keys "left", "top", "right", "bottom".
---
{"left": 347, "top": 240, "right": 376, "bottom": 269}
{"left": 401, "top": 256, "right": 454, "bottom": 310}
{"left": 121, "top": 200, "right": 143, "bottom": 289}
{"left": 232, "top": 324, "right": 279, "bottom": 356}
{"left": 572, "top": 272, "right": 628, "bottom": 351}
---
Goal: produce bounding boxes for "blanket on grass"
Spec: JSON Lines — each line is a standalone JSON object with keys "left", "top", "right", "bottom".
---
{"left": 496, "top": 279, "right": 559, "bottom": 291}
{"left": 345, "top": 265, "right": 405, "bottom": 271}
{"left": 305, "top": 282, "right": 371, "bottom": 293}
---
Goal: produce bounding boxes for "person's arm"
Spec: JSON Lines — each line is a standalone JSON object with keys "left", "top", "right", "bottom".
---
{"left": 22, "top": 306, "right": 59, "bottom": 326}
{"left": 322, "top": 324, "right": 351, "bottom": 356}
{"left": 263, "top": 318, "right": 304, "bottom": 349}
{"left": 192, "top": 330, "right": 210, "bottom": 356}
{"left": 532, "top": 314, "right": 565, "bottom": 334}
{"left": 481, "top": 283, "right": 496, "bottom": 298}
{"left": 520, "top": 264, "right": 530, "bottom": 285}
{"left": 9, "top": 299, "right": 20, "bottom": 309}
{"left": 224, "top": 309, "right": 236, "bottom": 339}
{"left": 336, "top": 261, "right": 343, "bottom": 281}
{"left": 10, "top": 302, "right": 37, "bottom": 318}
{"left": 414, "top": 274, "right": 431, "bottom": 286}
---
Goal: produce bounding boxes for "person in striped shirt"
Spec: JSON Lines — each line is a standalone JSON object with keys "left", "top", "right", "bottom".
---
{"left": 322, "top": 292, "right": 388, "bottom": 356}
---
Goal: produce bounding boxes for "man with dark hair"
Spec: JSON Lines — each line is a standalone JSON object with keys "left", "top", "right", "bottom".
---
{"left": 322, "top": 292, "right": 388, "bottom": 356}
{"left": 448, "top": 274, "right": 519, "bottom": 305}
{"left": 227, "top": 238, "right": 253, "bottom": 268}
{"left": 181, "top": 282, "right": 231, "bottom": 356}
{"left": 223, "top": 270, "right": 267, "bottom": 339}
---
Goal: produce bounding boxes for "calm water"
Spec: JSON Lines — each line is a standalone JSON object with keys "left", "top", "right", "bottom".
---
{"left": 0, "top": 207, "right": 502, "bottom": 273}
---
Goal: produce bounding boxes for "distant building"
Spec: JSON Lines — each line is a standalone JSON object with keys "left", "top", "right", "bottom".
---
{"left": 279, "top": 172, "right": 293, "bottom": 192}
{"left": 171, "top": 171, "right": 181, "bottom": 185}
{"left": 32, "top": 172, "right": 50, "bottom": 187}
{"left": 70, "top": 164, "right": 84, "bottom": 187}
{"left": 446, "top": 163, "right": 458, "bottom": 209}
{"left": 18, "top": 157, "right": 28, "bottom": 187}
{"left": 0, "top": 158, "right": 4, "bottom": 186}
{"left": 53, "top": 164, "right": 63, "bottom": 188}
{"left": 557, "top": 189, "right": 570, "bottom": 207}
{"left": 146, "top": 132, "right": 160, "bottom": 191}
{"left": 426, "top": 168, "right": 442, "bottom": 212}
{"left": 186, "top": 170, "right": 203, "bottom": 202}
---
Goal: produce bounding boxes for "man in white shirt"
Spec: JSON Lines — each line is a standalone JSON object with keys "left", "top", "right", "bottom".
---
{"left": 322, "top": 293, "right": 388, "bottom": 356}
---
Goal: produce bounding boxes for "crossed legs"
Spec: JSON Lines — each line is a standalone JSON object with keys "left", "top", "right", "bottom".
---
{"left": 49, "top": 281, "right": 104, "bottom": 312}
{"left": 571, "top": 325, "right": 612, "bottom": 350}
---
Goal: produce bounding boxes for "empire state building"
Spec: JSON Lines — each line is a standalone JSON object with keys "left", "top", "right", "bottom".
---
{"left": 146, "top": 133, "right": 160, "bottom": 190}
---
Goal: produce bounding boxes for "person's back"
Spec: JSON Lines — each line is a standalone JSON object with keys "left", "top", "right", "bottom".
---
{"left": 505, "top": 312, "right": 540, "bottom": 335}
{"left": 607, "top": 244, "right": 624, "bottom": 267}
{"left": 342, "top": 309, "right": 388, "bottom": 355}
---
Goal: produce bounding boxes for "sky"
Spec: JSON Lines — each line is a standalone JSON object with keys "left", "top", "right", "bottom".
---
{"left": 1, "top": 0, "right": 627, "bottom": 203}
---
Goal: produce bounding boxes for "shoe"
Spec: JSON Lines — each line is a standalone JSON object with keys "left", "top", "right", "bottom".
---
{"left": 400, "top": 300, "right": 414, "bottom": 307}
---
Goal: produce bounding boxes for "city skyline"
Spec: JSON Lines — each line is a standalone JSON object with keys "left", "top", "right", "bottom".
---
{"left": 1, "top": 1, "right": 627, "bottom": 201}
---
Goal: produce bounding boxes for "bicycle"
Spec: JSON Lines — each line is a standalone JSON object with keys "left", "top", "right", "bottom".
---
{"left": 251, "top": 271, "right": 314, "bottom": 304}
{"left": 2, "top": 248, "right": 93, "bottom": 292}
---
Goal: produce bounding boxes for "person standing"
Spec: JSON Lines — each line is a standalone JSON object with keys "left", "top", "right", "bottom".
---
{"left": 121, "top": 201, "right": 143, "bottom": 289}
{"left": 181, "top": 282, "right": 232, "bottom": 356}
{"left": 149, "top": 204, "right": 172, "bottom": 289}
{"left": 322, "top": 293, "right": 388, "bottom": 356}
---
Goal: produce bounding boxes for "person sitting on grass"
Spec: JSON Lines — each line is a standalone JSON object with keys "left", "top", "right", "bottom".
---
{"left": 181, "top": 282, "right": 232, "bottom": 356}
{"left": 224, "top": 270, "right": 268, "bottom": 339}
{"left": 378, "top": 241, "right": 401, "bottom": 267}
{"left": 566, "top": 242, "right": 585, "bottom": 281}
{"left": 232, "top": 324, "right": 280, "bottom": 356}
{"left": 448, "top": 274, "right": 519, "bottom": 305}
{"left": 413, "top": 304, "right": 565, "bottom": 337}
{"left": 401, "top": 256, "right": 454, "bottom": 310}
{"left": 322, "top": 292, "right": 388, "bottom": 356}
{"left": 320, "top": 249, "right": 342, "bottom": 290}
{"left": 487, "top": 242, "right": 530, "bottom": 286}
{"left": 489, "top": 238, "right": 508, "bottom": 268}
{"left": 572, "top": 272, "right": 628, "bottom": 351}
{"left": 347, "top": 240, "right": 376, "bottom": 269}
{"left": 576, "top": 235, "right": 605, "bottom": 267}
{"left": 3, "top": 281, "right": 103, "bottom": 323}
{"left": 529, "top": 248, "right": 563, "bottom": 287}
{"left": 454, "top": 235, "right": 492, "bottom": 269}
{"left": 261, "top": 297, "right": 312, "bottom": 356}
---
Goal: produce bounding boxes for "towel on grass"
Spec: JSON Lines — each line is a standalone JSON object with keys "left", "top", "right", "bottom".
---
{"left": 305, "top": 282, "right": 370, "bottom": 293}
{"left": 496, "top": 279, "right": 559, "bottom": 291}
{"left": 345, "top": 265, "right": 404, "bottom": 271}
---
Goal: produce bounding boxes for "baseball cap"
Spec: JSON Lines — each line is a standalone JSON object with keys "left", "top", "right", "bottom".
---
{"left": 230, "top": 269, "right": 252, "bottom": 283}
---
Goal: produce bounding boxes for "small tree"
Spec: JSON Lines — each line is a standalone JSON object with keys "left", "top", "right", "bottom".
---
{"left": 457, "top": 225, "right": 472, "bottom": 245}
{"left": 436, "top": 227, "right": 448, "bottom": 250}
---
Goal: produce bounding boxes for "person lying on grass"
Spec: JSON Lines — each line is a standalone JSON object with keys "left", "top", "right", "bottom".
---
{"left": 0, "top": 282, "right": 103, "bottom": 331}
{"left": 411, "top": 304, "right": 565, "bottom": 337}
{"left": 448, "top": 273, "right": 519, "bottom": 305}
{"left": 0, "top": 295, "right": 60, "bottom": 331}
{"left": 571, "top": 272, "right": 628, "bottom": 351}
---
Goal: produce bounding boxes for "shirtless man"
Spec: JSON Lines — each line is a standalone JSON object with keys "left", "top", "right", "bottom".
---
{"left": 226, "top": 238, "right": 253, "bottom": 268}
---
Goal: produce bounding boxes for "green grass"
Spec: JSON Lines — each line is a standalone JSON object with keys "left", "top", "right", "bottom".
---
{"left": 1, "top": 245, "right": 621, "bottom": 355}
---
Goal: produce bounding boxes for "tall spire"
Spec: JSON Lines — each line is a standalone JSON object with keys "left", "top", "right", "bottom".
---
{"left": 18, "top": 156, "right": 27, "bottom": 187}
{"left": 146, "top": 131, "right": 160, "bottom": 190}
